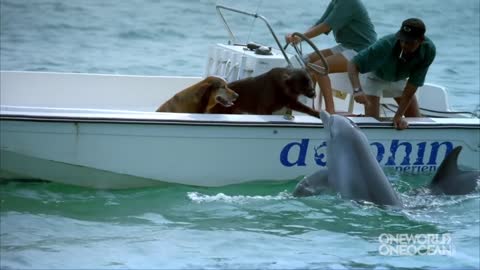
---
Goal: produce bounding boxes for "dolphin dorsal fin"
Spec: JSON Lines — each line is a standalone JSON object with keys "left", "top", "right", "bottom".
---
{"left": 430, "top": 146, "right": 462, "bottom": 185}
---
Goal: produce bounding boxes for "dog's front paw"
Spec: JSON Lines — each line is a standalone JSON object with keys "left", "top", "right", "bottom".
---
{"left": 308, "top": 110, "right": 320, "bottom": 118}
{"left": 283, "top": 114, "right": 295, "bottom": 120}
{"left": 283, "top": 109, "right": 295, "bottom": 120}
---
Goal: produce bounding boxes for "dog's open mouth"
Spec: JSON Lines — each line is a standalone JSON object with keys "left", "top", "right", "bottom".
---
{"left": 216, "top": 95, "right": 236, "bottom": 107}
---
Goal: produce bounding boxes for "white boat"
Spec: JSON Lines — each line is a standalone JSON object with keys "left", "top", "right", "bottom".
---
{"left": 1, "top": 5, "right": 479, "bottom": 189}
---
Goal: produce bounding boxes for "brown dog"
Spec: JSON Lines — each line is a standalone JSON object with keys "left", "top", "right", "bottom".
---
{"left": 156, "top": 76, "right": 239, "bottom": 113}
{"left": 208, "top": 68, "right": 319, "bottom": 117}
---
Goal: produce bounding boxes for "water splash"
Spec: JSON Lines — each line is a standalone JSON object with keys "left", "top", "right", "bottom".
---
{"left": 187, "top": 190, "right": 291, "bottom": 204}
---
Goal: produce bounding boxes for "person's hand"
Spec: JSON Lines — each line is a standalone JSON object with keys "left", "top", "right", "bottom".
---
{"left": 393, "top": 116, "right": 409, "bottom": 130}
{"left": 285, "top": 33, "right": 301, "bottom": 45}
{"left": 353, "top": 91, "right": 369, "bottom": 105}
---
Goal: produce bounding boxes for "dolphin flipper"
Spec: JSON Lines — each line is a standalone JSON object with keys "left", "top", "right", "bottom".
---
{"left": 430, "top": 146, "right": 479, "bottom": 195}
{"left": 292, "top": 110, "right": 331, "bottom": 198}
{"left": 293, "top": 170, "right": 330, "bottom": 197}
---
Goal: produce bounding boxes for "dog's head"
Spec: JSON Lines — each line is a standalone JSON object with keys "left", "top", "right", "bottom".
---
{"left": 282, "top": 69, "right": 315, "bottom": 99}
{"left": 203, "top": 76, "right": 239, "bottom": 108}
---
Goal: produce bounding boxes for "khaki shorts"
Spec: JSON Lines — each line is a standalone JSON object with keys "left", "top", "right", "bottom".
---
{"left": 361, "top": 73, "right": 407, "bottom": 97}
{"left": 330, "top": 44, "right": 357, "bottom": 61}
{"left": 305, "top": 44, "right": 357, "bottom": 62}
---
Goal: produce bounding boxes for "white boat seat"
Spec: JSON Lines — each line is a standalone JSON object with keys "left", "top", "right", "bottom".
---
{"left": 329, "top": 73, "right": 450, "bottom": 113}
{"left": 416, "top": 83, "right": 449, "bottom": 112}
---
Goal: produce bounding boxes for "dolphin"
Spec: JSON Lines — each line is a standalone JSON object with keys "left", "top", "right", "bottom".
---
{"left": 429, "top": 146, "right": 479, "bottom": 195}
{"left": 293, "top": 111, "right": 402, "bottom": 207}
{"left": 293, "top": 111, "right": 479, "bottom": 205}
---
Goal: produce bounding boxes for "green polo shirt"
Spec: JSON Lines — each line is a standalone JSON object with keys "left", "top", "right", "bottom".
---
{"left": 352, "top": 34, "right": 436, "bottom": 87}
{"left": 315, "top": 0, "right": 377, "bottom": 52}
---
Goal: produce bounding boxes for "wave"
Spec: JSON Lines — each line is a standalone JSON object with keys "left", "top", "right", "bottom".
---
{"left": 43, "top": 23, "right": 104, "bottom": 32}
{"left": 117, "top": 29, "right": 186, "bottom": 41}
{"left": 187, "top": 191, "right": 291, "bottom": 203}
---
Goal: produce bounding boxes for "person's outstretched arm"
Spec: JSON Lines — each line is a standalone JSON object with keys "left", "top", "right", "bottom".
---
{"left": 393, "top": 83, "right": 418, "bottom": 130}
{"left": 347, "top": 61, "right": 368, "bottom": 104}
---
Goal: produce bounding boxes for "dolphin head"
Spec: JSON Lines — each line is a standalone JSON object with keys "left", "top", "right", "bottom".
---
{"left": 318, "top": 110, "right": 403, "bottom": 207}
{"left": 321, "top": 110, "right": 369, "bottom": 147}
{"left": 320, "top": 110, "right": 331, "bottom": 130}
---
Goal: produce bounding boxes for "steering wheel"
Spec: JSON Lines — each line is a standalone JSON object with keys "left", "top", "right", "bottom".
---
{"left": 289, "top": 32, "right": 329, "bottom": 76}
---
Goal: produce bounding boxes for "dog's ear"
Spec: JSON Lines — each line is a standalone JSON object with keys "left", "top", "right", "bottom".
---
{"left": 282, "top": 70, "right": 292, "bottom": 84}
{"left": 209, "top": 79, "right": 224, "bottom": 90}
{"left": 281, "top": 70, "right": 295, "bottom": 95}
{"left": 194, "top": 82, "right": 213, "bottom": 100}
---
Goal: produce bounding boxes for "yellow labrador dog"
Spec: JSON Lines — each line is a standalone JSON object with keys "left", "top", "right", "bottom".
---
{"left": 156, "top": 76, "right": 239, "bottom": 113}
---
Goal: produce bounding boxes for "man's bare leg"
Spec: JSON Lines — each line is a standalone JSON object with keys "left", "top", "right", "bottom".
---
{"left": 365, "top": 95, "right": 380, "bottom": 117}
{"left": 309, "top": 52, "right": 349, "bottom": 114}
{"left": 312, "top": 73, "right": 334, "bottom": 114}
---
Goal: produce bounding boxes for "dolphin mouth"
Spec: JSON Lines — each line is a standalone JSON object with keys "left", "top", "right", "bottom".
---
{"left": 320, "top": 110, "right": 332, "bottom": 132}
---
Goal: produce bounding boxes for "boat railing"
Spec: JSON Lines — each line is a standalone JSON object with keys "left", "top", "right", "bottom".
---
{"left": 215, "top": 5, "right": 292, "bottom": 67}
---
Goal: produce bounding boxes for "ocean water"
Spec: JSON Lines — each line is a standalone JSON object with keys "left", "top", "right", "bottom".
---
{"left": 1, "top": 0, "right": 479, "bottom": 269}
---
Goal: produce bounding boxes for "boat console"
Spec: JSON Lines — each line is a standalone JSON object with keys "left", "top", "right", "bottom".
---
{"left": 205, "top": 42, "right": 295, "bottom": 82}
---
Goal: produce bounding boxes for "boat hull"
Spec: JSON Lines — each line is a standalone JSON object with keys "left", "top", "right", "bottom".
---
{"left": 1, "top": 71, "right": 479, "bottom": 189}
{"left": 1, "top": 115, "right": 479, "bottom": 189}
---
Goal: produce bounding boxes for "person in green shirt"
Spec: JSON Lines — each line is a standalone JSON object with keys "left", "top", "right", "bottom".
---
{"left": 348, "top": 18, "right": 436, "bottom": 130}
{"left": 285, "top": 0, "right": 376, "bottom": 114}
